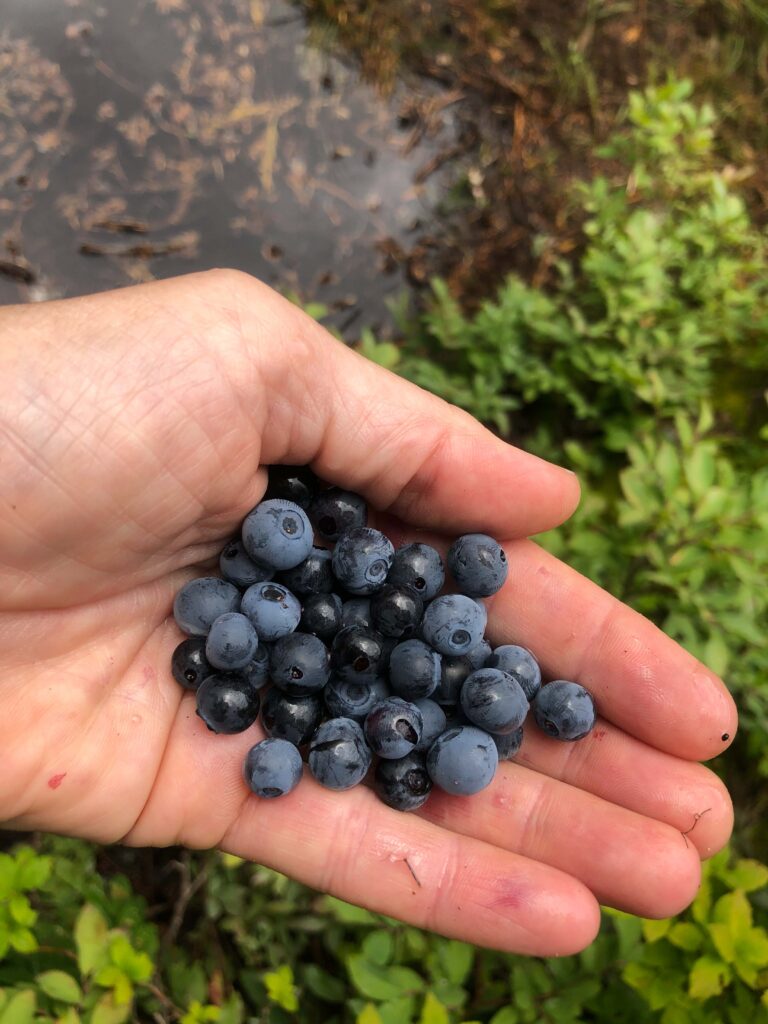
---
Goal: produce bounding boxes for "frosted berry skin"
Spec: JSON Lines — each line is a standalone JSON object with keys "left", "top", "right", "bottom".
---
{"left": 389, "top": 639, "right": 441, "bottom": 701}
{"left": 219, "top": 539, "right": 274, "bottom": 588}
{"left": 370, "top": 585, "right": 424, "bottom": 639}
{"left": 299, "top": 593, "right": 343, "bottom": 641}
{"left": 241, "top": 498, "right": 313, "bottom": 571}
{"left": 493, "top": 726, "right": 524, "bottom": 761}
{"left": 276, "top": 547, "right": 335, "bottom": 596}
{"left": 533, "top": 680, "right": 597, "bottom": 741}
{"left": 261, "top": 688, "right": 324, "bottom": 746}
{"left": 171, "top": 638, "right": 213, "bottom": 691}
{"left": 413, "top": 698, "right": 447, "bottom": 753}
{"left": 375, "top": 752, "right": 433, "bottom": 811}
{"left": 264, "top": 465, "right": 319, "bottom": 510}
{"left": 387, "top": 542, "right": 445, "bottom": 601}
{"left": 331, "top": 527, "right": 394, "bottom": 595}
{"left": 173, "top": 577, "right": 241, "bottom": 637}
{"left": 241, "top": 582, "right": 301, "bottom": 641}
{"left": 467, "top": 639, "right": 492, "bottom": 671}
{"left": 364, "top": 697, "right": 423, "bottom": 759}
{"left": 324, "top": 677, "right": 390, "bottom": 720}
{"left": 310, "top": 488, "right": 368, "bottom": 542}
{"left": 269, "top": 633, "right": 331, "bottom": 695}
{"left": 447, "top": 533, "right": 509, "bottom": 598}
{"left": 341, "top": 598, "right": 372, "bottom": 630}
{"left": 486, "top": 645, "right": 542, "bottom": 702}
{"left": 205, "top": 612, "right": 259, "bottom": 671}
{"left": 427, "top": 725, "right": 499, "bottom": 796}
{"left": 421, "top": 594, "right": 487, "bottom": 657}
{"left": 240, "top": 646, "right": 271, "bottom": 689}
{"left": 460, "top": 668, "right": 529, "bottom": 735}
{"left": 308, "top": 718, "right": 372, "bottom": 790}
{"left": 196, "top": 674, "right": 261, "bottom": 734}
{"left": 243, "top": 738, "right": 303, "bottom": 798}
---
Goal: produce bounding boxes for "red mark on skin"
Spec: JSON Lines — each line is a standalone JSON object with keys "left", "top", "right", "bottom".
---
{"left": 48, "top": 773, "right": 67, "bottom": 789}
{"left": 592, "top": 729, "right": 606, "bottom": 741}
{"left": 492, "top": 879, "right": 529, "bottom": 911}
{"left": 142, "top": 665, "right": 156, "bottom": 684}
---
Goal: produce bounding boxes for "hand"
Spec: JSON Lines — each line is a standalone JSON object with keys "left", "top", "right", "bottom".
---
{"left": 0, "top": 270, "right": 736, "bottom": 956}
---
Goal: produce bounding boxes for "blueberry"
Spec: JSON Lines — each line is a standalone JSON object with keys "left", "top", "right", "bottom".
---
{"left": 264, "top": 465, "right": 320, "bottom": 510}
{"left": 387, "top": 543, "right": 445, "bottom": 601}
{"left": 433, "top": 654, "right": 473, "bottom": 706}
{"left": 370, "top": 584, "right": 423, "bottom": 639}
{"left": 171, "top": 638, "right": 213, "bottom": 691}
{"left": 493, "top": 726, "right": 524, "bottom": 761}
{"left": 533, "top": 681, "right": 596, "bottom": 741}
{"left": 460, "top": 668, "right": 528, "bottom": 735}
{"left": 486, "top": 645, "right": 542, "bottom": 702}
{"left": 427, "top": 726, "right": 499, "bottom": 796}
{"left": 389, "top": 639, "right": 441, "bottom": 700}
{"left": 240, "top": 645, "right": 271, "bottom": 689}
{"left": 364, "top": 697, "right": 423, "bottom": 759}
{"left": 413, "top": 698, "right": 447, "bottom": 752}
{"left": 243, "top": 738, "right": 303, "bottom": 798}
{"left": 467, "top": 638, "right": 492, "bottom": 671}
{"left": 242, "top": 499, "right": 313, "bottom": 571}
{"left": 219, "top": 539, "right": 274, "bottom": 589}
{"left": 330, "top": 625, "right": 388, "bottom": 683}
{"left": 241, "top": 581, "right": 301, "bottom": 641}
{"left": 448, "top": 534, "right": 508, "bottom": 597}
{"left": 196, "top": 673, "right": 261, "bottom": 734}
{"left": 173, "top": 577, "right": 241, "bottom": 637}
{"left": 299, "top": 593, "right": 343, "bottom": 641}
{"left": 262, "top": 687, "right": 324, "bottom": 745}
{"left": 332, "top": 527, "right": 394, "bottom": 595}
{"left": 324, "top": 676, "right": 390, "bottom": 720}
{"left": 308, "top": 718, "right": 372, "bottom": 790}
{"left": 269, "top": 633, "right": 330, "bottom": 695}
{"left": 310, "top": 488, "right": 368, "bottom": 541}
{"left": 276, "top": 547, "right": 334, "bottom": 596}
{"left": 341, "top": 597, "right": 372, "bottom": 630}
{"left": 205, "top": 612, "right": 259, "bottom": 671}
{"left": 421, "top": 594, "right": 487, "bottom": 656}
{"left": 375, "top": 752, "right": 433, "bottom": 811}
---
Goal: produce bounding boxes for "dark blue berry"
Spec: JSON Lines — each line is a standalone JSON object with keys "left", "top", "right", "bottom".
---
{"left": 171, "top": 638, "right": 212, "bottom": 691}
{"left": 324, "top": 677, "right": 390, "bottom": 720}
{"left": 374, "top": 752, "right": 432, "bottom": 811}
{"left": 364, "top": 697, "right": 423, "bottom": 759}
{"left": 173, "top": 577, "right": 241, "bottom": 637}
{"left": 413, "top": 698, "right": 447, "bottom": 752}
{"left": 332, "top": 527, "right": 394, "bottom": 595}
{"left": 242, "top": 499, "right": 313, "bottom": 571}
{"left": 310, "top": 488, "right": 368, "bottom": 541}
{"left": 533, "top": 681, "right": 596, "bottom": 741}
{"left": 370, "top": 584, "right": 423, "bottom": 639}
{"left": 299, "top": 593, "right": 343, "bottom": 641}
{"left": 433, "top": 654, "right": 473, "bottom": 706}
{"left": 205, "top": 612, "right": 259, "bottom": 671}
{"left": 308, "top": 718, "right": 372, "bottom": 790}
{"left": 330, "top": 625, "right": 388, "bottom": 683}
{"left": 421, "top": 594, "right": 487, "bottom": 656}
{"left": 243, "top": 738, "right": 303, "bottom": 798}
{"left": 276, "top": 547, "right": 334, "bottom": 596}
{"left": 240, "top": 645, "right": 271, "bottom": 689}
{"left": 389, "top": 639, "right": 441, "bottom": 700}
{"left": 219, "top": 539, "right": 273, "bottom": 588}
{"left": 427, "top": 726, "right": 498, "bottom": 796}
{"left": 493, "top": 726, "right": 524, "bottom": 761}
{"left": 486, "top": 645, "right": 542, "bottom": 702}
{"left": 460, "top": 668, "right": 528, "bottom": 735}
{"left": 264, "top": 465, "right": 319, "bottom": 510}
{"left": 467, "top": 639, "right": 492, "bottom": 671}
{"left": 241, "top": 581, "right": 301, "bottom": 641}
{"left": 341, "top": 597, "right": 372, "bottom": 630}
{"left": 262, "top": 687, "right": 324, "bottom": 745}
{"left": 269, "top": 633, "right": 330, "bottom": 695}
{"left": 196, "top": 674, "right": 261, "bottom": 734}
{"left": 448, "top": 534, "right": 509, "bottom": 597}
{"left": 387, "top": 543, "right": 445, "bottom": 600}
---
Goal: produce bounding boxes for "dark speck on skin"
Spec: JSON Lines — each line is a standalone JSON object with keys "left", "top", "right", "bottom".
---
{"left": 722, "top": 733, "right": 730, "bottom": 741}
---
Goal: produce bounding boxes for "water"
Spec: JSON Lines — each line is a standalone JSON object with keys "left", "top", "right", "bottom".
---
{"left": 0, "top": 0, "right": 457, "bottom": 334}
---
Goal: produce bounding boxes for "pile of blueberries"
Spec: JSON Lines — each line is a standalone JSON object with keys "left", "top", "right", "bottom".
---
{"left": 170, "top": 467, "right": 597, "bottom": 812}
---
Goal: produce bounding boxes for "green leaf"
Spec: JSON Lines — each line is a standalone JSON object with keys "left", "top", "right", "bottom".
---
{"left": 437, "top": 941, "right": 474, "bottom": 986}
{"left": 0, "top": 991, "right": 36, "bottom": 1024}
{"left": 36, "top": 973, "right": 82, "bottom": 1006}
{"left": 8, "top": 897, "right": 36, "bottom": 929}
{"left": 263, "top": 965, "right": 298, "bottom": 1013}
{"left": 684, "top": 445, "right": 717, "bottom": 498}
{"left": 378, "top": 998, "right": 416, "bottom": 1024}
{"left": 347, "top": 956, "right": 424, "bottom": 1002}
{"left": 703, "top": 632, "right": 729, "bottom": 677}
{"left": 75, "top": 906, "right": 109, "bottom": 976}
{"left": 642, "top": 918, "right": 672, "bottom": 942}
{"left": 489, "top": 1009, "right": 518, "bottom": 1024}
{"left": 9, "top": 928, "right": 37, "bottom": 954}
{"left": 420, "top": 992, "right": 449, "bottom": 1024}
{"left": 356, "top": 1005, "right": 383, "bottom": 1024}
{"left": 725, "top": 860, "right": 768, "bottom": 893}
{"left": 688, "top": 956, "right": 731, "bottom": 1000}
{"left": 322, "top": 897, "right": 378, "bottom": 926}
{"left": 302, "top": 964, "right": 346, "bottom": 1004}
{"left": 14, "top": 853, "right": 51, "bottom": 891}
{"left": 713, "top": 891, "right": 753, "bottom": 936}
{"left": 362, "top": 930, "right": 394, "bottom": 967}
{"left": 667, "top": 922, "right": 703, "bottom": 951}
{"left": 89, "top": 994, "right": 131, "bottom": 1024}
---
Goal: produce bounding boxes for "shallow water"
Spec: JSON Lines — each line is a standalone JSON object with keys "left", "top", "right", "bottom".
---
{"left": 0, "top": 0, "right": 456, "bottom": 334}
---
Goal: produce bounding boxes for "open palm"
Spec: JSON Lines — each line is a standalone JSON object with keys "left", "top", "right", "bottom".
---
{"left": 0, "top": 270, "right": 736, "bottom": 956}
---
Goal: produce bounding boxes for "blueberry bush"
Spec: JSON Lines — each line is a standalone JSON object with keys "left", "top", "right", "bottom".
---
{"left": 2, "top": 77, "right": 767, "bottom": 1022}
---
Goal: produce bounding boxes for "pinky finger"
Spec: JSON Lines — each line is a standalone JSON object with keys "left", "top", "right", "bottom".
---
{"left": 221, "top": 774, "right": 602, "bottom": 956}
